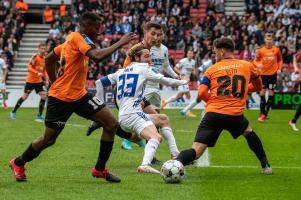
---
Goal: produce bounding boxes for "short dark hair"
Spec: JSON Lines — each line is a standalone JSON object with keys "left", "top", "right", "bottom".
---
{"left": 80, "top": 12, "right": 101, "bottom": 24}
{"left": 143, "top": 21, "right": 162, "bottom": 31}
{"left": 213, "top": 37, "right": 235, "bottom": 52}
{"left": 265, "top": 31, "right": 274, "bottom": 38}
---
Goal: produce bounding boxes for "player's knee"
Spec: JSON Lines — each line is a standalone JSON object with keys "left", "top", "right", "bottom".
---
{"left": 151, "top": 133, "right": 162, "bottom": 142}
{"left": 22, "top": 94, "right": 29, "bottom": 100}
{"left": 40, "top": 93, "right": 47, "bottom": 100}
{"left": 104, "top": 121, "right": 118, "bottom": 134}
{"left": 160, "top": 114, "right": 170, "bottom": 126}
{"left": 268, "top": 90, "right": 274, "bottom": 96}
{"left": 243, "top": 126, "right": 253, "bottom": 136}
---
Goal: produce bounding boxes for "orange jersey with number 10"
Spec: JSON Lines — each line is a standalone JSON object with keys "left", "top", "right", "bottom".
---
{"left": 202, "top": 59, "right": 259, "bottom": 116}
{"left": 49, "top": 32, "right": 93, "bottom": 102}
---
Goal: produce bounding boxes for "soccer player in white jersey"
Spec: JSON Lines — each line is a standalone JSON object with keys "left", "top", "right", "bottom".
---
{"left": 180, "top": 57, "right": 213, "bottom": 118}
{"left": 96, "top": 45, "right": 187, "bottom": 173}
{"left": 162, "top": 50, "right": 197, "bottom": 114}
{"left": 0, "top": 54, "right": 8, "bottom": 109}
{"left": 145, "top": 31, "right": 179, "bottom": 111}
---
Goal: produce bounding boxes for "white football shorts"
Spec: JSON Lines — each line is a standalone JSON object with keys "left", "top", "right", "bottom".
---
{"left": 119, "top": 112, "right": 154, "bottom": 136}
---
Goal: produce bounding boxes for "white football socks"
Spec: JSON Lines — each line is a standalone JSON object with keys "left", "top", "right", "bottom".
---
{"left": 141, "top": 138, "right": 160, "bottom": 166}
{"left": 161, "top": 127, "right": 179, "bottom": 157}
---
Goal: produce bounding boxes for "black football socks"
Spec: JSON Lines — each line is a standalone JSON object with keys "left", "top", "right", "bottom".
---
{"left": 14, "top": 144, "right": 41, "bottom": 166}
{"left": 245, "top": 131, "right": 270, "bottom": 168}
{"left": 95, "top": 140, "right": 114, "bottom": 171}
{"left": 177, "top": 148, "right": 196, "bottom": 166}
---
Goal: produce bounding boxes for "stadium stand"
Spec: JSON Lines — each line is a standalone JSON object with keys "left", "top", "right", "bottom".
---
{"left": 3, "top": 0, "right": 301, "bottom": 92}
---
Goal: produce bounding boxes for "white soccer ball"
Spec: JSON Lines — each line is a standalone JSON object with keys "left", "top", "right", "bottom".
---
{"left": 160, "top": 160, "right": 185, "bottom": 183}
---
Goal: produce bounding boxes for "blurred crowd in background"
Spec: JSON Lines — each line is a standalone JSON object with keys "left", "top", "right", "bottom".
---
{"left": 1, "top": 0, "right": 300, "bottom": 92}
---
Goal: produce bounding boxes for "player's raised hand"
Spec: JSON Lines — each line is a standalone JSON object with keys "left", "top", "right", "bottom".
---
{"left": 119, "top": 33, "right": 138, "bottom": 45}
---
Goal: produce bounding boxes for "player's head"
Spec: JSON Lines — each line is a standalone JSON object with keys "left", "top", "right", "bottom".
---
{"left": 213, "top": 37, "right": 235, "bottom": 62}
{"left": 187, "top": 50, "right": 194, "bottom": 60}
{"left": 264, "top": 32, "right": 274, "bottom": 48}
{"left": 128, "top": 45, "right": 150, "bottom": 64}
{"left": 79, "top": 12, "right": 101, "bottom": 41}
{"left": 155, "top": 29, "right": 165, "bottom": 47}
{"left": 143, "top": 21, "right": 163, "bottom": 48}
{"left": 38, "top": 43, "right": 46, "bottom": 56}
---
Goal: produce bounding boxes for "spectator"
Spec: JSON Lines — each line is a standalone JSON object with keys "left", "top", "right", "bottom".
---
{"left": 15, "top": 0, "right": 28, "bottom": 15}
{"left": 43, "top": 6, "right": 54, "bottom": 24}
{"left": 60, "top": 0, "right": 67, "bottom": 17}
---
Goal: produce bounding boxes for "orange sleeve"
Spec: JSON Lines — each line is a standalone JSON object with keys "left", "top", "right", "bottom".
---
{"left": 250, "top": 63, "right": 260, "bottom": 79}
{"left": 277, "top": 48, "right": 283, "bottom": 71}
{"left": 28, "top": 64, "right": 38, "bottom": 74}
{"left": 28, "top": 55, "right": 38, "bottom": 74}
{"left": 255, "top": 49, "right": 261, "bottom": 62}
{"left": 197, "top": 84, "right": 209, "bottom": 102}
{"left": 53, "top": 45, "right": 62, "bottom": 57}
{"left": 73, "top": 33, "right": 92, "bottom": 55}
{"left": 123, "top": 56, "right": 131, "bottom": 68}
{"left": 248, "top": 76, "right": 262, "bottom": 93}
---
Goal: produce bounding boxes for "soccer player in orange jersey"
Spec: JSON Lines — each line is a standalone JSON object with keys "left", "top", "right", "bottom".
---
{"left": 10, "top": 43, "right": 47, "bottom": 122}
{"left": 255, "top": 32, "right": 283, "bottom": 122}
{"left": 10, "top": 12, "right": 137, "bottom": 183}
{"left": 289, "top": 50, "right": 301, "bottom": 131}
{"left": 176, "top": 37, "right": 272, "bottom": 175}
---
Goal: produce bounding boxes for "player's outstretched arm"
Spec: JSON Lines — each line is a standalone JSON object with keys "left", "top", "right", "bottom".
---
{"left": 45, "top": 51, "right": 60, "bottom": 83}
{"left": 86, "top": 33, "right": 137, "bottom": 63}
{"left": 248, "top": 77, "right": 263, "bottom": 93}
{"left": 159, "top": 77, "right": 187, "bottom": 87}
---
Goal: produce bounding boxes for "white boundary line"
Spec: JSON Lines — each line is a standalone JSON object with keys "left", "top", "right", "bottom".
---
{"left": 209, "top": 165, "right": 301, "bottom": 170}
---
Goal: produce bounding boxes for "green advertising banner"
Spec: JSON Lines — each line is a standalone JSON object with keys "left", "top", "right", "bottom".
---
{"left": 273, "top": 92, "right": 301, "bottom": 110}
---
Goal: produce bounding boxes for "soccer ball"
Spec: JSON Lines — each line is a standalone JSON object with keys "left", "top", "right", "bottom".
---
{"left": 160, "top": 160, "right": 185, "bottom": 183}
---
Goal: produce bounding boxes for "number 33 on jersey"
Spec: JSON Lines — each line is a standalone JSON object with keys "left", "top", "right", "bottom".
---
{"left": 108, "top": 62, "right": 164, "bottom": 115}
{"left": 201, "top": 59, "right": 259, "bottom": 116}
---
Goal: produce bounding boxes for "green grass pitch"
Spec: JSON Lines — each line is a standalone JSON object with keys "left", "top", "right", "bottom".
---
{"left": 0, "top": 108, "right": 300, "bottom": 200}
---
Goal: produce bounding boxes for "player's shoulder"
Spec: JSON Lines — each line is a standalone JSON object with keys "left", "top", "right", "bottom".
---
{"left": 179, "top": 57, "right": 187, "bottom": 62}
{"left": 127, "top": 62, "right": 149, "bottom": 72}
{"left": 160, "top": 44, "right": 168, "bottom": 51}
{"left": 66, "top": 32, "right": 94, "bottom": 44}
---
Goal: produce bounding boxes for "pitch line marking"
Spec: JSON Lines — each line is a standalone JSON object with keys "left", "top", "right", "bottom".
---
{"left": 210, "top": 165, "right": 301, "bottom": 170}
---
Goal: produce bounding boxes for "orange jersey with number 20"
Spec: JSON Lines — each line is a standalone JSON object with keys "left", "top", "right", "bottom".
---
{"left": 201, "top": 59, "right": 259, "bottom": 116}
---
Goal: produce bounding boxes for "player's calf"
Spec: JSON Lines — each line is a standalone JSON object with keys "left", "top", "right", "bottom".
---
{"left": 243, "top": 127, "right": 272, "bottom": 174}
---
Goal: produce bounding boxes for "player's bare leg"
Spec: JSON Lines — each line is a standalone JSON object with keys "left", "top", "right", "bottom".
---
{"left": 36, "top": 91, "right": 47, "bottom": 122}
{"left": 162, "top": 92, "right": 184, "bottom": 109}
{"left": 258, "top": 89, "right": 267, "bottom": 122}
{"left": 137, "top": 124, "right": 162, "bottom": 174}
{"left": 10, "top": 126, "right": 63, "bottom": 182}
{"left": 149, "top": 114, "right": 179, "bottom": 159}
{"left": 289, "top": 105, "right": 301, "bottom": 131}
{"left": 1, "top": 89, "right": 8, "bottom": 109}
{"left": 90, "top": 106, "right": 121, "bottom": 182}
{"left": 177, "top": 142, "right": 208, "bottom": 166}
{"left": 265, "top": 89, "right": 274, "bottom": 118}
{"left": 10, "top": 92, "right": 30, "bottom": 119}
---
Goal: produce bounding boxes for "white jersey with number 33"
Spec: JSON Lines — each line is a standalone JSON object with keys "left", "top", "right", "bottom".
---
{"left": 107, "top": 62, "right": 164, "bottom": 116}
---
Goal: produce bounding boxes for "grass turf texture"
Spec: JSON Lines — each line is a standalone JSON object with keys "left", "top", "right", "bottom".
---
{"left": 0, "top": 108, "right": 300, "bottom": 200}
